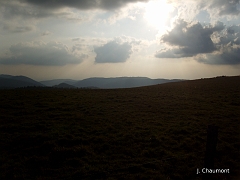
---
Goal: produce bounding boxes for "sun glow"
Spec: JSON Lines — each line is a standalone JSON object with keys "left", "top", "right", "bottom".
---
{"left": 144, "top": 0, "right": 174, "bottom": 32}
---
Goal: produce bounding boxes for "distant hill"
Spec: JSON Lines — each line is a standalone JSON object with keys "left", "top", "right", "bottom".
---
{"left": 40, "top": 79, "right": 77, "bottom": 86}
{"left": 0, "top": 74, "right": 184, "bottom": 89}
{"left": 53, "top": 83, "right": 77, "bottom": 89}
{"left": 0, "top": 74, "right": 45, "bottom": 89}
{"left": 73, "top": 77, "right": 184, "bottom": 89}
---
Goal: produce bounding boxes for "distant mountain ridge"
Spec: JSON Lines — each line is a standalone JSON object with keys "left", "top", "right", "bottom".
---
{"left": 0, "top": 74, "right": 185, "bottom": 89}
{"left": 73, "top": 77, "right": 183, "bottom": 89}
{"left": 40, "top": 79, "right": 77, "bottom": 86}
{"left": 0, "top": 74, "right": 45, "bottom": 89}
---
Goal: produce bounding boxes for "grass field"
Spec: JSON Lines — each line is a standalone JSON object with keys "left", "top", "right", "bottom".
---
{"left": 0, "top": 76, "right": 239, "bottom": 179}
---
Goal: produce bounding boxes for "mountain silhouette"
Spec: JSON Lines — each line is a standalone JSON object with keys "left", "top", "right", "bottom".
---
{"left": 0, "top": 74, "right": 45, "bottom": 89}
{"left": 0, "top": 74, "right": 184, "bottom": 89}
{"left": 40, "top": 79, "right": 77, "bottom": 86}
{"left": 73, "top": 77, "right": 183, "bottom": 89}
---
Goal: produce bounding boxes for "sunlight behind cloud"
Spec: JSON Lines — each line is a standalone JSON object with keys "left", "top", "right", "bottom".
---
{"left": 144, "top": 0, "right": 174, "bottom": 34}
{"left": 1, "top": 0, "right": 240, "bottom": 80}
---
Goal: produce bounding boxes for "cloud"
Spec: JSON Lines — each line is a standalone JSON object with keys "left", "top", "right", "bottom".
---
{"left": 156, "top": 20, "right": 240, "bottom": 65}
{"left": 0, "top": 1, "right": 90, "bottom": 23}
{"left": 195, "top": 24, "right": 240, "bottom": 64}
{"left": 72, "top": 38, "right": 81, "bottom": 41}
{"left": 0, "top": 1, "right": 53, "bottom": 19}
{"left": 155, "top": 48, "right": 189, "bottom": 58}
{"left": 118, "top": 36, "right": 151, "bottom": 53}
{"left": 104, "top": 3, "right": 142, "bottom": 24}
{"left": 0, "top": 0, "right": 142, "bottom": 25}
{"left": 3, "top": 24, "right": 34, "bottom": 33}
{"left": 0, "top": 41, "right": 85, "bottom": 66}
{"left": 155, "top": 19, "right": 224, "bottom": 58}
{"left": 19, "top": 0, "right": 149, "bottom": 10}
{"left": 218, "top": 25, "right": 240, "bottom": 45}
{"left": 171, "top": 0, "right": 240, "bottom": 18}
{"left": 196, "top": 45, "right": 240, "bottom": 65}
{"left": 94, "top": 40, "right": 132, "bottom": 63}
{"left": 41, "top": 31, "right": 51, "bottom": 36}
{"left": 207, "top": 0, "right": 240, "bottom": 16}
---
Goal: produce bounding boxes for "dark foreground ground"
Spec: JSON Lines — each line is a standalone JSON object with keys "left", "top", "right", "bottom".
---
{"left": 0, "top": 76, "right": 239, "bottom": 179}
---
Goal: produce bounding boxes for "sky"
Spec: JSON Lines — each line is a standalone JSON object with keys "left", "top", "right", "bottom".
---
{"left": 0, "top": 0, "right": 240, "bottom": 81}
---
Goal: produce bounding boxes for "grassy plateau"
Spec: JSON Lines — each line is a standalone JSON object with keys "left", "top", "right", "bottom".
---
{"left": 0, "top": 76, "right": 239, "bottom": 179}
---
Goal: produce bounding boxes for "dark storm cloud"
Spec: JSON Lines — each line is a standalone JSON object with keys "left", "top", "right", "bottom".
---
{"left": 94, "top": 40, "right": 132, "bottom": 63}
{"left": 0, "top": 42, "right": 84, "bottom": 66}
{"left": 20, "top": 0, "right": 149, "bottom": 10}
{"left": 155, "top": 19, "right": 224, "bottom": 58}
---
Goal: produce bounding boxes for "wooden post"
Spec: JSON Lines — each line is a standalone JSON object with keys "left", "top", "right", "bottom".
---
{"left": 202, "top": 125, "right": 218, "bottom": 180}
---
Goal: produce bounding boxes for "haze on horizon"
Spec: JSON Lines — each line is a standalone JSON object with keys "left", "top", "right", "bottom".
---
{"left": 0, "top": 0, "right": 240, "bottom": 81}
